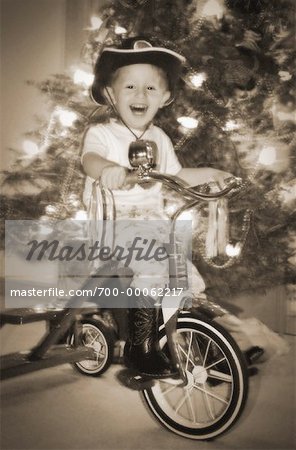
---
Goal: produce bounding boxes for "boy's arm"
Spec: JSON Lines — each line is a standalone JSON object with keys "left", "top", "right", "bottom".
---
{"left": 82, "top": 152, "right": 127, "bottom": 189}
{"left": 176, "top": 167, "right": 233, "bottom": 188}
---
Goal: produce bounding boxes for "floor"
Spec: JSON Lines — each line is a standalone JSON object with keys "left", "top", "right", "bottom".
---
{"left": 0, "top": 321, "right": 295, "bottom": 450}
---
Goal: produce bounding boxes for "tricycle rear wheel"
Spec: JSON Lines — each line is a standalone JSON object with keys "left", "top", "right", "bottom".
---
{"left": 69, "top": 319, "right": 114, "bottom": 376}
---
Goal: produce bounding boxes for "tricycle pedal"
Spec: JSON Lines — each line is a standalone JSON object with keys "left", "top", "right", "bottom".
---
{"left": 116, "top": 368, "right": 155, "bottom": 390}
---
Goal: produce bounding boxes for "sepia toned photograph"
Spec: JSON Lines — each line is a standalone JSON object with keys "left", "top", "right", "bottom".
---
{"left": 0, "top": 1, "right": 295, "bottom": 449}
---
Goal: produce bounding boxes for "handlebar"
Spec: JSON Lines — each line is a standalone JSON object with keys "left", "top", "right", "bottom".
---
{"left": 132, "top": 170, "right": 243, "bottom": 201}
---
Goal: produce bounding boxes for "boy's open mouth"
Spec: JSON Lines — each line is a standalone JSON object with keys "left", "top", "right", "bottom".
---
{"left": 130, "top": 104, "right": 148, "bottom": 115}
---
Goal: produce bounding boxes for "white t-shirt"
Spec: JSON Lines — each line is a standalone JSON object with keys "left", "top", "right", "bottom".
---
{"left": 81, "top": 119, "right": 182, "bottom": 208}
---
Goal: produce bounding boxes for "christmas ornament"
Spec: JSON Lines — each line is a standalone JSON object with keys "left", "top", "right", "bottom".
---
{"left": 194, "top": 207, "right": 253, "bottom": 269}
{"left": 206, "top": 198, "right": 229, "bottom": 258}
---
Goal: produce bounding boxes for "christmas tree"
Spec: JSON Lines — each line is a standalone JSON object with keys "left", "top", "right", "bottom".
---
{"left": 1, "top": 0, "right": 295, "bottom": 301}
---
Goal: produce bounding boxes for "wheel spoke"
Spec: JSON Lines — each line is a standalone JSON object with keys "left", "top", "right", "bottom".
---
{"left": 161, "top": 384, "right": 178, "bottom": 396}
{"left": 185, "top": 390, "right": 197, "bottom": 423}
{"left": 158, "top": 378, "right": 183, "bottom": 386}
{"left": 185, "top": 332, "right": 193, "bottom": 370}
{"left": 174, "top": 390, "right": 188, "bottom": 414}
{"left": 85, "top": 329, "right": 100, "bottom": 346}
{"left": 178, "top": 343, "right": 195, "bottom": 367}
{"left": 208, "top": 369, "right": 232, "bottom": 383}
{"left": 204, "top": 356, "right": 227, "bottom": 371}
{"left": 203, "top": 338, "right": 212, "bottom": 368}
{"left": 192, "top": 335, "right": 204, "bottom": 365}
{"left": 202, "top": 384, "right": 216, "bottom": 420}
{"left": 193, "top": 383, "right": 229, "bottom": 405}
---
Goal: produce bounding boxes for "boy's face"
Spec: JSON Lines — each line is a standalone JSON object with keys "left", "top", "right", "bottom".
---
{"left": 106, "top": 64, "right": 171, "bottom": 131}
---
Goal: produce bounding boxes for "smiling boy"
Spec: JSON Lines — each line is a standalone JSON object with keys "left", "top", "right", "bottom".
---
{"left": 81, "top": 37, "right": 230, "bottom": 378}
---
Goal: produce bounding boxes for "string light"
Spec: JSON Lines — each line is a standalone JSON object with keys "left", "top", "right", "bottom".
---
{"left": 177, "top": 116, "right": 199, "bottom": 129}
{"left": 38, "top": 222, "right": 53, "bottom": 236}
{"left": 22, "top": 140, "right": 39, "bottom": 156}
{"left": 222, "top": 120, "right": 240, "bottom": 131}
{"left": 178, "top": 211, "right": 193, "bottom": 221}
{"left": 189, "top": 72, "right": 207, "bottom": 88}
{"left": 55, "top": 108, "right": 78, "bottom": 127}
{"left": 258, "top": 146, "right": 277, "bottom": 166}
{"left": 45, "top": 204, "right": 58, "bottom": 215}
{"left": 73, "top": 210, "right": 88, "bottom": 220}
{"left": 202, "top": 0, "right": 224, "bottom": 19}
{"left": 225, "top": 243, "right": 241, "bottom": 257}
{"left": 73, "top": 69, "right": 94, "bottom": 87}
{"left": 114, "top": 25, "right": 127, "bottom": 35}
{"left": 90, "top": 16, "right": 103, "bottom": 30}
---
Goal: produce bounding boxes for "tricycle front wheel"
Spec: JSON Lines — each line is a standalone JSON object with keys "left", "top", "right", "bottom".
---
{"left": 141, "top": 315, "right": 249, "bottom": 440}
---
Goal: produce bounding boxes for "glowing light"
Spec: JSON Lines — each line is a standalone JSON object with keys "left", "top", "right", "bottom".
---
{"left": 178, "top": 211, "right": 193, "bottom": 221}
{"left": 56, "top": 108, "right": 78, "bottom": 127}
{"left": 38, "top": 223, "right": 53, "bottom": 236}
{"left": 278, "top": 70, "right": 292, "bottom": 81}
{"left": 223, "top": 120, "right": 240, "bottom": 131}
{"left": 38, "top": 216, "right": 54, "bottom": 235}
{"left": 114, "top": 25, "right": 127, "bottom": 35}
{"left": 33, "top": 304, "right": 47, "bottom": 312}
{"left": 189, "top": 72, "right": 206, "bottom": 88}
{"left": 225, "top": 243, "right": 241, "bottom": 257}
{"left": 45, "top": 204, "right": 58, "bottom": 215}
{"left": 73, "top": 69, "right": 94, "bottom": 87}
{"left": 177, "top": 117, "right": 199, "bottom": 129}
{"left": 22, "top": 140, "right": 39, "bottom": 156}
{"left": 90, "top": 16, "right": 103, "bottom": 30}
{"left": 74, "top": 210, "right": 88, "bottom": 220}
{"left": 202, "top": 0, "right": 224, "bottom": 19}
{"left": 258, "top": 146, "right": 277, "bottom": 166}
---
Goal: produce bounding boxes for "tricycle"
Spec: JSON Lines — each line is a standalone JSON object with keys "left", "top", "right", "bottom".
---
{"left": 1, "top": 147, "right": 252, "bottom": 440}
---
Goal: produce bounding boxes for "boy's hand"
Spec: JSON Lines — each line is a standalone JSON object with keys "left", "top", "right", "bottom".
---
{"left": 101, "top": 166, "right": 127, "bottom": 190}
{"left": 206, "top": 168, "right": 234, "bottom": 189}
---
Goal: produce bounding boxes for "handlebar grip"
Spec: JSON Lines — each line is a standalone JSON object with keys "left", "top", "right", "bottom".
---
{"left": 223, "top": 176, "right": 243, "bottom": 191}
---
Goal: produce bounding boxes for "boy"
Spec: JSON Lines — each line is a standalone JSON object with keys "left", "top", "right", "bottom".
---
{"left": 82, "top": 37, "right": 230, "bottom": 378}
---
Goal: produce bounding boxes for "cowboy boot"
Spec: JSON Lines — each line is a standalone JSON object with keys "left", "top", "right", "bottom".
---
{"left": 123, "top": 294, "right": 178, "bottom": 378}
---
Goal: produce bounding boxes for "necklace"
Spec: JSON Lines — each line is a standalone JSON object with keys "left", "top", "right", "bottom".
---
{"left": 105, "top": 88, "right": 157, "bottom": 169}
